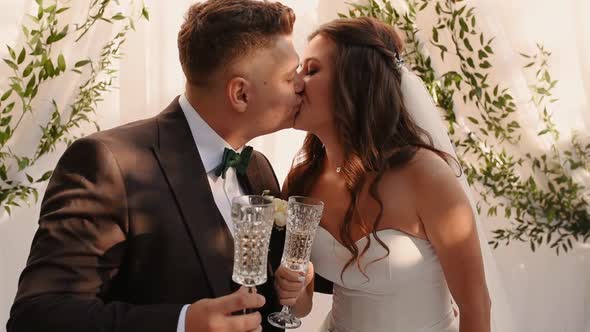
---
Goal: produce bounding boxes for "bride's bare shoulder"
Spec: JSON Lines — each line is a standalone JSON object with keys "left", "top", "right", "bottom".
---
{"left": 407, "top": 148, "right": 458, "bottom": 179}
{"left": 379, "top": 148, "right": 464, "bottom": 203}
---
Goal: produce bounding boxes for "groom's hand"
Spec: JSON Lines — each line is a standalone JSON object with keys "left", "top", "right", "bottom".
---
{"left": 274, "top": 262, "right": 314, "bottom": 306}
{"left": 185, "top": 287, "right": 265, "bottom": 332}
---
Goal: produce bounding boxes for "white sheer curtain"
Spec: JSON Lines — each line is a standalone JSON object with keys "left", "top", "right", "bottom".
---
{"left": 475, "top": 1, "right": 590, "bottom": 331}
{"left": 409, "top": 0, "right": 590, "bottom": 331}
{"left": 1, "top": 0, "right": 588, "bottom": 331}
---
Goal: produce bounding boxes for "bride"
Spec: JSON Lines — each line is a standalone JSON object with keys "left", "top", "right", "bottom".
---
{"left": 274, "top": 17, "right": 492, "bottom": 331}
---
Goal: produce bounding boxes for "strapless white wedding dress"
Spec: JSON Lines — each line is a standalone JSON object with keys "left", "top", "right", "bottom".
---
{"left": 311, "top": 226, "right": 459, "bottom": 332}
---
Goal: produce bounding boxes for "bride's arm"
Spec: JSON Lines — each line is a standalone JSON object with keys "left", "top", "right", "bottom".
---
{"left": 410, "top": 151, "right": 491, "bottom": 332}
{"left": 274, "top": 263, "right": 315, "bottom": 317}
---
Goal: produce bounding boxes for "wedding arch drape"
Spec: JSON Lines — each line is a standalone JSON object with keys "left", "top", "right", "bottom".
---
{"left": 1, "top": 1, "right": 588, "bottom": 331}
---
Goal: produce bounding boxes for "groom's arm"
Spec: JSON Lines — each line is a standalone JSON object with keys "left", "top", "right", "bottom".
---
{"left": 7, "top": 137, "right": 183, "bottom": 332}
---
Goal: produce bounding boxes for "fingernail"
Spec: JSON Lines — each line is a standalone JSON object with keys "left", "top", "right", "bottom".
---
{"left": 298, "top": 276, "right": 305, "bottom": 282}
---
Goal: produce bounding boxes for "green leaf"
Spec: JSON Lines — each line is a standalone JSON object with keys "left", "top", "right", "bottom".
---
{"left": 538, "top": 129, "right": 550, "bottom": 136}
{"left": 1, "top": 89, "right": 12, "bottom": 101}
{"left": 23, "top": 62, "right": 34, "bottom": 77}
{"left": 56, "top": 7, "right": 70, "bottom": 14}
{"left": 480, "top": 61, "right": 492, "bottom": 69}
{"left": 467, "top": 57, "right": 475, "bottom": 68}
{"left": 456, "top": 5, "right": 466, "bottom": 16}
{"left": 51, "top": 25, "right": 69, "bottom": 44}
{"left": 111, "top": 13, "right": 126, "bottom": 20}
{"left": 464, "top": 38, "right": 473, "bottom": 52}
{"left": 17, "top": 157, "right": 29, "bottom": 171}
{"left": 44, "top": 4, "right": 56, "bottom": 13}
{"left": 44, "top": 60, "right": 55, "bottom": 77}
{"left": 2, "top": 102, "right": 14, "bottom": 114}
{"left": 3, "top": 59, "right": 18, "bottom": 71}
{"left": 48, "top": 32, "right": 66, "bottom": 44}
{"left": 478, "top": 50, "right": 487, "bottom": 59}
{"left": 35, "top": 0, "right": 43, "bottom": 6}
{"left": 75, "top": 60, "right": 91, "bottom": 68}
{"left": 508, "top": 121, "right": 520, "bottom": 128}
{"left": 0, "top": 115, "right": 12, "bottom": 126}
{"left": 459, "top": 18, "right": 468, "bottom": 32}
{"left": 142, "top": 7, "right": 150, "bottom": 20}
{"left": 25, "top": 75, "right": 36, "bottom": 94}
{"left": 17, "top": 48, "right": 26, "bottom": 64}
{"left": 31, "top": 40, "right": 43, "bottom": 56}
{"left": 467, "top": 116, "right": 479, "bottom": 125}
{"left": 38, "top": 170, "right": 53, "bottom": 182}
{"left": 27, "top": 14, "right": 39, "bottom": 24}
{"left": 58, "top": 54, "right": 66, "bottom": 72}
{"left": 544, "top": 71, "right": 551, "bottom": 82}
{"left": 7, "top": 45, "right": 16, "bottom": 60}
{"left": 432, "top": 27, "right": 439, "bottom": 43}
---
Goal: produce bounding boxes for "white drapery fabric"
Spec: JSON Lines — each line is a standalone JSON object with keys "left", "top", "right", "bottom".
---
{"left": 404, "top": 1, "right": 590, "bottom": 331}
{"left": 0, "top": 1, "right": 588, "bottom": 331}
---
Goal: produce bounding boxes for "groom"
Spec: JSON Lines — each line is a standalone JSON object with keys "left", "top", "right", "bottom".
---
{"left": 7, "top": 1, "right": 303, "bottom": 331}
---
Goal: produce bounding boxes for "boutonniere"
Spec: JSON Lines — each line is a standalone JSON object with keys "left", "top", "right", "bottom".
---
{"left": 262, "top": 190, "right": 287, "bottom": 230}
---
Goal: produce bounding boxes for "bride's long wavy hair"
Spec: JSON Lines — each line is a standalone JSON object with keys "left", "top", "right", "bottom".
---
{"left": 285, "top": 17, "right": 458, "bottom": 280}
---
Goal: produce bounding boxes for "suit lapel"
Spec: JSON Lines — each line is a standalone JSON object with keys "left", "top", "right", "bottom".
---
{"left": 152, "top": 98, "right": 234, "bottom": 298}
{"left": 237, "top": 154, "right": 265, "bottom": 196}
{"left": 240, "top": 153, "right": 284, "bottom": 276}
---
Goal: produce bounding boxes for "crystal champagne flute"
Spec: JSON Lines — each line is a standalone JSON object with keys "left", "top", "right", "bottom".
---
{"left": 268, "top": 196, "right": 324, "bottom": 329}
{"left": 231, "top": 195, "right": 275, "bottom": 310}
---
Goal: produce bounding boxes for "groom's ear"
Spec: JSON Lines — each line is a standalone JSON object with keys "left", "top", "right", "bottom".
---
{"left": 227, "top": 77, "right": 250, "bottom": 113}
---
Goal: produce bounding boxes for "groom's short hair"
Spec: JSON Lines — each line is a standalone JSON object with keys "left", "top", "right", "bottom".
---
{"left": 178, "top": 0, "right": 295, "bottom": 86}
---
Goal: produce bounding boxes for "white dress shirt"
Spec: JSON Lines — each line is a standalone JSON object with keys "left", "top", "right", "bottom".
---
{"left": 176, "top": 94, "right": 246, "bottom": 332}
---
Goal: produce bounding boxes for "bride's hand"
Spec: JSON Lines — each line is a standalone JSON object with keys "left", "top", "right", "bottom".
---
{"left": 274, "top": 262, "right": 314, "bottom": 306}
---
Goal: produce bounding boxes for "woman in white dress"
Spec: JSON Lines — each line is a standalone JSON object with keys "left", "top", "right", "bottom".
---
{"left": 274, "top": 17, "right": 491, "bottom": 332}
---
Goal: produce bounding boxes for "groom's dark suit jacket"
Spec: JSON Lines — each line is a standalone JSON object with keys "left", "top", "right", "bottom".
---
{"left": 7, "top": 97, "right": 285, "bottom": 332}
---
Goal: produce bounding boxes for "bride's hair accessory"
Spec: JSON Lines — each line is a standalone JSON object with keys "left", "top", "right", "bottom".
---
{"left": 394, "top": 53, "right": 405, "bottom": 70}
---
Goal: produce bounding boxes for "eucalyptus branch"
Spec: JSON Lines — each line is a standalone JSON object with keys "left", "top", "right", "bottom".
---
{"left": 342, "top": 0, "right": 589, "bottom": 253}
{"left": 0, "top": 0, "right": 149, "bottom": 214}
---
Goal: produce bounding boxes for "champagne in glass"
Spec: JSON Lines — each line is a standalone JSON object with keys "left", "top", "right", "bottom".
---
{"left": 231, "top": 195, "right": 275, "bottom": 295}
{"left": 268, "top": 196, "right": 324, "bottom": 329}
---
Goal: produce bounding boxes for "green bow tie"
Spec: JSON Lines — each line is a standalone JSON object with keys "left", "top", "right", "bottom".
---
{"left": 214, "top": 146, "right": 253, "bottom": 179}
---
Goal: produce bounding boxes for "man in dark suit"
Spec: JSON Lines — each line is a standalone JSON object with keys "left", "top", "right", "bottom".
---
{"left": 7, "top": 1, "right": 304, "bottom": 331}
